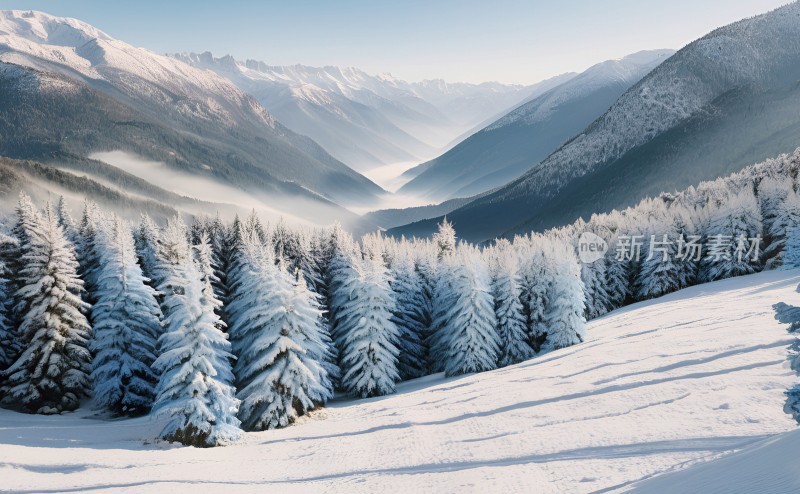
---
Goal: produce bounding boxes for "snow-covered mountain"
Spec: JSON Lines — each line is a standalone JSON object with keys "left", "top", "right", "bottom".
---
{"left": 390, "top": 2, "right": 800, "bottom": 242}
{"left": 1, "top": 268, "right": 795, "bottom": 492}
{"left": 399, "top": 50, "right": 673, "bottom": 201}
{"left": 173, "top": 52, "right": 543, "bottom": 171}
{"left": 0, "top": 10, "right": 384, "bottom": 220}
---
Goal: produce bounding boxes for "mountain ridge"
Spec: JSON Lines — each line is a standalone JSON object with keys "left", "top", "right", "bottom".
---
{"left": 389, "top": 2, "right": 800, "bottom": 242}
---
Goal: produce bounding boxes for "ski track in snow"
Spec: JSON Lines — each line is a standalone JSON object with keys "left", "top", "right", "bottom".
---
{"left": 1, "top": 270, "right": 799, "bottom": 493}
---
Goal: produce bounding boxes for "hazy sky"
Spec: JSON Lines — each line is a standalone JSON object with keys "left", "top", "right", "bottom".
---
{"left": 2, "top": 0, "right": 791, "bottom": 84}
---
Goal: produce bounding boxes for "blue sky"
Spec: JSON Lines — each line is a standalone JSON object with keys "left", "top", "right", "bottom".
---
{"left": 1, "top": 0, "right": 790, "bottom": 83}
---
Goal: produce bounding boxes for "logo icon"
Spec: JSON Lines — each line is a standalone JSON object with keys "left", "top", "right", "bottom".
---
{"left": 577, "top": 232, "right": 608, "bottom": 264}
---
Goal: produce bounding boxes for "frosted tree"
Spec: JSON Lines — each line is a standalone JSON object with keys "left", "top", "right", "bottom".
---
{"left": 389, "top": 246, "right": 428, "bottom": 380}
{"left": 1, "top": 204, "right": 92, "bottom": 414}
{"left": 517, "top": 234, "right": 552, "bottom": 352}
{"left": 76, "top": 201, "right": 102, "bottom": 298}
{"left": 783, "top": 226, "right": 800, "bottom": 270}
{"left": 274, "top": 224, "right": 325, "bottom": 303}
{"left": 541, "top": 238, "right": 586, "bottom": 351}
{"left": 700, "top": 188, "right": 763, "bottom": 282}
{"left": 574, "top": 219, "right": 611, "bottom": 319}
{"left": 0, "top": 233, "right": 15, "bottom": 371}
{"left": 434, "top": 218, "right": 456, "bottom": 260}
{"left": 204, "top": 214, "right": 233, "bottom": 307}
{"left": 89, "top": 216, "right": 161, "bottom": 416}
{"left": 490, "top": 241, "right": 534, "bottom": 367}
{"left": 151, "top": 218, "right": 241, "bottom": 447}
{"left": 243, "top": 210, "right": 268, "bottom": 244}
{"left": 133, "top": 214, "right": 162, "bottom": 289}
{"left": 634, "top": 207, "right": 697, "bottom": 300}
{"left": 228, "top": 234, "right": 332, "bottom": 430}
{"left": 334, "top": 239, "right": 400, "bottom": 397}
{"left": 56, "top": 196, "right": 79, "bottom": 246}
{"left": 327, "top": 226, "right": 360, "bottom": 350}
{"left": 430, "top": 246, "right": 499, "bottom": 376}
{"left": 759, "top": 177, "right": 793, "bottom": 235}
{"left": 604, "top": 230, "right": 633, "bottom": 310}
{"left": 764, "top": 190, "right": 800, "bottom": 269}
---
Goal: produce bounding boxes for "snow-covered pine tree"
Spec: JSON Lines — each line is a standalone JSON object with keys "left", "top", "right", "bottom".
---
{"left": 205, "top": 214, "right": 232, "bottom": 307}
{"left": 388, "top": 245, "right": 428, "bottom": 380}
{"left": 151, "top": 218, "right": 241, "bottom": 447}
{"left": 335, "top": 237, "right": 400, "bottom": 397}
{"left": 433, "top": 218, "right": 456, "bottom": 260}
{"left": 429, "top": 246, "right": 499, "bottom": 376}
{"left": 764, "top": 190, "right": 800, "bottom": 269}
{"left": 759, "top": 176, "right": 793, "bottom": 244}
{"left": 784, "top": 225, "right": 800, "bottom": 270}
{"left": 700, "top": 188, "right": 763, "bottom": 282}
{"left": 89, "top": 216, "right": 161, "bottom": 416}
{"left": 574, "top": 219, "right": 611, "bottom": 319}
{"left": 133, "top": 214, "right": 161, "bottom": 289}
{"left": 517, "top": 234, "right": 552, "bottom": 352}
{"left": 489, "top": 240, "right": 534, "bottom": 367}
{"left": 1, "top": 193, "right": 40, "bottom": 369}
{"left": 228, "top": 233, "right": 332, "bottom": 430}
{"left": 76, "top": 200, "right": 102, "bottom": 299}
{"left": 243, "top": 210, "right": 267, "bottom": 244}
{"left": 56, "top": 196, "right": 79, "bottom": 246}
{"left": 604, "top": 233, "right": 632, "bottom": 310}
{"left": 634, "top": 207, "right": 685, "bottom": 300}
{"left": 1, "top": 203, "right": 92, "bottom": 414}
{"left": 0, "top": 231, "right": 21, "bottom": 370}
{"left": 0, "top": 232, "right": 15, "bottom": 372}
{"left": 540, "top": 237, "right": 586, "bottom": 351}
{"left": 327, "top": 225, "right": 359, "bottom": 351}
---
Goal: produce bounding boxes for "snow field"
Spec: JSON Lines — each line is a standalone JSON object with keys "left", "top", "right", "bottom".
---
{"left": 1, "top": 269, "right": 798, "bottom": 493}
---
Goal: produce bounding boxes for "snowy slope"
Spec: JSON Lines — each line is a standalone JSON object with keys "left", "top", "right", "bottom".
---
{"left": 628, "top": 428, "right": 800, "bottom": 493}
{"left": 1, "top": 269, "right": 797, "bottom": 493}
{"left": 391, "top": 2, "right": 800, "bottom": 242}
{"left": 398, "top": 50, "right": 673, "bottom": 201}
{"left": 174, "top": 52, "right": 538, "bottom": 171}
{"left": 0, "top": 10, "right": 385, "bottom": 212}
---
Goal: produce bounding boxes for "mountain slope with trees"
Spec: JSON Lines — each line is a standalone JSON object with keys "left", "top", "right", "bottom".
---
{"left": 389, "top": 3, "right": 800, "bottom": 242}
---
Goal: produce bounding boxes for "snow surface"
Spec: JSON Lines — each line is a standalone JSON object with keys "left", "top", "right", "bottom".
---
{"left": 628, "top": 427, "right": 800, "bottom": 493}
{"left": 1, "top": 269, "right": 798, "bottom": 493}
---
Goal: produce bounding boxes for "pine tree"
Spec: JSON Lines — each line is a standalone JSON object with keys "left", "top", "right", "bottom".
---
{"left": 430, "top": 247, "right": 499, "bottom": 377}
{"left": 133, "top": 214, "right": 161, "bottom": 289}
{"left": 76, "top": 201, "right": 102, "bottom": 298}
{"left": 517, "top": 235, "right": 551, "bottom": 352}
{"left": 604, "top": 231, "right": 633, "bottom": 310}
{"left": 764, "top": 190, "right": 800, "bottom": 269}
{"left": 1, "top": 204, "right": 92, "bottom": 414}
{"left": 151, "top": 218, "right": 241, "bottom": 447}
{"left": 55, "top": 196, "right": 78, "bottom": 246}
{"left": 700, "top": 188, "right": 763, "bottom": 282}
{"left": 634, "top": 208, "right": 689, "bottom": 300}
{"left": 490, "top": 242, "right": 534, "bottom": 367}
{"left": 0, "top": 232, "right": 15, "bottom": 372}
{"left": 228, "top": 234, "right": 332, "bottom": 430}
{"left": 575, "top": 220, "right": 611, "bottom": 319}
{"left": 784, "top": 226, "right": 800, "bottom": 270}
{"left": 433, "top": 218, "right": 456, "bottom": 260}
{"left": 389, "top": 246, "right": 428, "bottom": 380}
{"left": 541, "top": 239, "right": 586, "bottom": 351}
{"left": 89, "top": 216, "right": 161, "bottom": 416}
{"left": 327, "top": 226, "right": 359, "bottom": 352}
{"left": 335, "top": 240, "right": 400, "bottom": 397}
